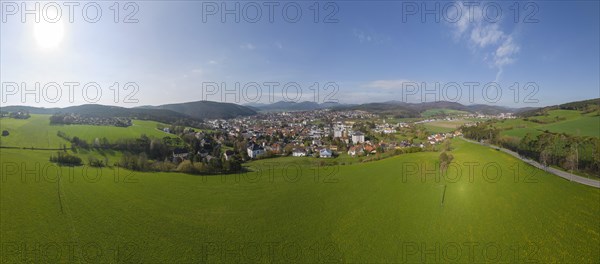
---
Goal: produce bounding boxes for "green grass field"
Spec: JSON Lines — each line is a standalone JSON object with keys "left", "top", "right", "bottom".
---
{"left": 385, "top": 117, "right": 423, "bottom": 123}
{"left": 421, "top": 108, "right": 470, "bottom": 118}
{"left": 0, "top": 114, "right": 171, "bottom": 148}
{"left": 537, "top": 114, "right": 600, "bottom": 136}
{"left": 420, "top": 119, "right": 472, "bottom": 133}
{"left": 1, "top": 138, "right": 598, "bottom": 263}
{"left": 499, "top": 110, "right": 600, "bottom": 138}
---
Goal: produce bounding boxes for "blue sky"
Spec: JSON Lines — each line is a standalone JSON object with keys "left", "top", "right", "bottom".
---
{"left": 1, "top": 1, "right": 599, "bottom": 108}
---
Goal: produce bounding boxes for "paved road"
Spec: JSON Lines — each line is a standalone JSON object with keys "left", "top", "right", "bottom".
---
{"left": 460, "top": 137, "right": 600, "bottom": 188}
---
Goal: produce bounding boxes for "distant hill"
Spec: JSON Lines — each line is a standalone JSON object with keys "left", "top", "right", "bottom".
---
{"left": 559, "top": 98, "right": 600, "bottom": 110}
{"left": 336, "top": 102, "right": 418, "bottom": 117}
{"left": 0, "top": 105, "right": 61, "bottom": 115}
{"left": 138, "top": 100, "right": 256, "bottom": 119}
{"left": 1, "top": 104, "right": 197, "bottom": 124}
{"left": 2, "top": 101, "right": 258, "bottom": 124}
{"left": 464, "top": 104, "right": 535, "bottom": 115}
{"left": 518, "top": 98, "right": 600, "bottom": 117}
{"left": 334, "top": 101, "right": 530, "bottom": 117}
{"left": 246, "top": 100, "right": 531, "bottom": 117}
{"left": 246, "top": 101, "right": 344, "bottom": 112}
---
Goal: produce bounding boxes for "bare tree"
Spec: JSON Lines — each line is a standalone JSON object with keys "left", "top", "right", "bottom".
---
{"left": 540, "top": 147, "right": 551, "bottom": 168}
{"left": 565, "top": 145, "right": 578, "bottom": 173}
{"left": 439, "top": 151, "right": 454, "bottom": 174}
{"left": 442, "top": 139, "right": 452, "bottom": 152}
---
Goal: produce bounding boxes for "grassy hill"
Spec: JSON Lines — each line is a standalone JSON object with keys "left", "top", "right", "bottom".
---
{"left": 338, "top": 102, "right": 419, "bottom": 118}
{"left": 1, "top": 138, "right": 598, "bottom": 263}
{"left": 498, "top": 109, "right": 600, "bottom": 138}
{"left": 0, "top": 114, "right": 171, "bottom": 148}
{"left": 2, "top": 100, "right": 258, "bottom": 123}
{"left": 518, "top": 98, "right": 599, "bottom": 117}
{"left": 249, "top": 101, "right": 342, "bottom": 112}
{"left": 138, "top": 100, "right": 257, "bottom": 119}
{"left": 1, "top": 104, "right": 198, "bottom": 125}
{"left": 421, "top": 108, "right": 470, "bottom": 118}
{"left": 336, "top": 101, "right": 528, "bottom": 118}
{"left": 420, "top": 119, "right": 477, "bottom": 133}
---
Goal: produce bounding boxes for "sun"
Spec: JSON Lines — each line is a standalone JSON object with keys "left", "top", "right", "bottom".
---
{"left": 33, "top": 20, "right": 65, "bottom": 50}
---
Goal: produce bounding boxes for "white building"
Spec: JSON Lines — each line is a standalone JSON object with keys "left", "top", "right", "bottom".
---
{"left": 319, "top": 149, "right": 333, "bottom": 158}
{"left": 333, "top": 129, "right": 343, "bottom": 138}
{"left": 247, "top": 143, "right": 265, "bottom": 159}
{"left": 292, "top": 148, "right": 307, "bottom": 157}
{"left": 351, "top": 131, "right": 365, "bottom": 144}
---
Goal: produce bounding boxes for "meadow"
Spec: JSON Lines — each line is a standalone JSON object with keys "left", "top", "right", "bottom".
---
{"left": 0, "top": 114, "right": 171, "bottom": 149}
{"left": 498, "top": 110, "right": 600, "bottom": 138}
{"left": 420, "top": 119, "right": 473, "bottom": 134}
{"left": 1, "top": 138, "right": 598, "bottom": 263}
{"left": 420, "top": 108, "right": 470, "bottom": 118}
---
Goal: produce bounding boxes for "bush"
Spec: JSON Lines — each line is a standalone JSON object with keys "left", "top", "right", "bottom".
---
{"left": 150, "top": 161, "right": 177, "bottom": 172}
{"left": 193, "top": 162, "right": 208, "bottom": 173}
{"left": 88, "top": 156, "right": 105, "bottom": 167}
{"left": 50, "top": 152, "right": 82, "bottom": 166}
{"left": 177, "top": 160, "right": 195, "bottom": 173}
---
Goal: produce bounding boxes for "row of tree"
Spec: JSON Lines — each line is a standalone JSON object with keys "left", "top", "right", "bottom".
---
{"left": 49, "top": 152, "right": 82, "bottom": 166}
{"left": 462, "top": 123, "right": 600, "bottom": 176}
{"left": 118, "top": 152, "right": 243, "bottom": 174}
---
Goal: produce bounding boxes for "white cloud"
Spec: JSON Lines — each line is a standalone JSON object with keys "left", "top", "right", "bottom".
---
{"left": 354, "top": 29, "right": 372, "bottom": 42}
{"left": 353, "top": 29, "right": 389, "bottom": 44}
{"left": 363, "top": 79, "right": 417, "bottom": 90}
{"left": 192, "top": 68, "right": 203, "bottom": 74}
{"left": 470, "top": 24, "right": 504, "bottom": 48}
{"left": 492, "top": 36, "right": 520, "bottom": 82}
{"left": 274, "top": 42, "right": 283, "bottom": 49}
{"left": 494, "top": 36, "right": 520, "bottom": 67}
{"left": 240, "top": 43, "right": 255, "bottom": 50}
{"left": 448, "top": 2, "right": 520, "bottom": 81}
{"left": 450, "top": 1, "right": 481, "bottom": 40}
{"left": 208, "top": 60, "right": 217, "bottom": 64}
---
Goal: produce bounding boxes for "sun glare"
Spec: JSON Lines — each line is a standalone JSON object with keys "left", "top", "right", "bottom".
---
{"left": 33, "top": 20, "right": 65, "bottom": 50}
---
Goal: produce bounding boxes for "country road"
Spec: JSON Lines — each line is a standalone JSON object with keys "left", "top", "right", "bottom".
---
{"left": 460, "top": 137, "right": 600, "bottom": 188}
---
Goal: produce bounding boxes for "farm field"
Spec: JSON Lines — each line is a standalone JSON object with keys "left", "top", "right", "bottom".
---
{"left": 0, "top": 114, "right": 171, "bottom": 148}
{"left": 537, "top": 114, "right": 600, "bottom": 137}
{"left": 421, "top": 108, "right": 470, "bottom": 117}
{"left": 1, "top": 139, "right": 598, "bottom": 263}
{"left": 3, "top": 2, "right": 599, "bottom": 263}
{"left": 499, "top": 110, "right": 600, "bottom": 138}
{"left": 385, "top": 117, "right": 422, "bottom": 123}
{"left": 420, "top": 119, "right": 472, "bottom": 133}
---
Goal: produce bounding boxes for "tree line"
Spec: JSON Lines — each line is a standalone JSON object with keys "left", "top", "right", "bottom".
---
{"left": 462, "top": 122, "right": 600, "bottom": 177}
{"left": 56, "top": 131, "right": 243, "bottom": 174}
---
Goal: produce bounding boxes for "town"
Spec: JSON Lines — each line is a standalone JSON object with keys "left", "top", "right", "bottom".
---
{"left": 159, "top": 109, "right": 515, "bottom": 164}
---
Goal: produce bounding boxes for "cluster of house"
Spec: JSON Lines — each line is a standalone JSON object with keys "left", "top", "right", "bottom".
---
{"left": 50, "top": 113, "right": 132, "bottom": 127}
{"left": 205, "top": 110, "right": 376, "bottom": 141}
{"left": 247, "top": 140, "right": 335, "bottom": 159}
{"left": 1, "top": 111, "right": 31, "bottom": 119}
{"left": 291, "top": 147, "right": 333, "bottom": 158}
{"left": 170, "top": 133, "right": 224, "bottom": 163}
{"left": 427, "top": 131, "right": 462, "bottom": 145}
{"left": 189, "top": 109, "right": 477, "bottom": 161}
{"left": 347, "top": 144, "right": 377, "bottom": 156}
{"left": 372, "top": 120, "right": 410, "bottom": 134}
{"left": 171, "top": 130, "right": 464, "bottom": 163}
{"left": 414, "top": 113, "right": 515, "bottom": 126}
{"left": 204, "top": 110, "right": 455, "bottom": 160}
{"left": 333, "top": 122, "right": 366, "bottom": 144}
{"left": 299, "top": 139, "right": 335, "bottom": 158}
